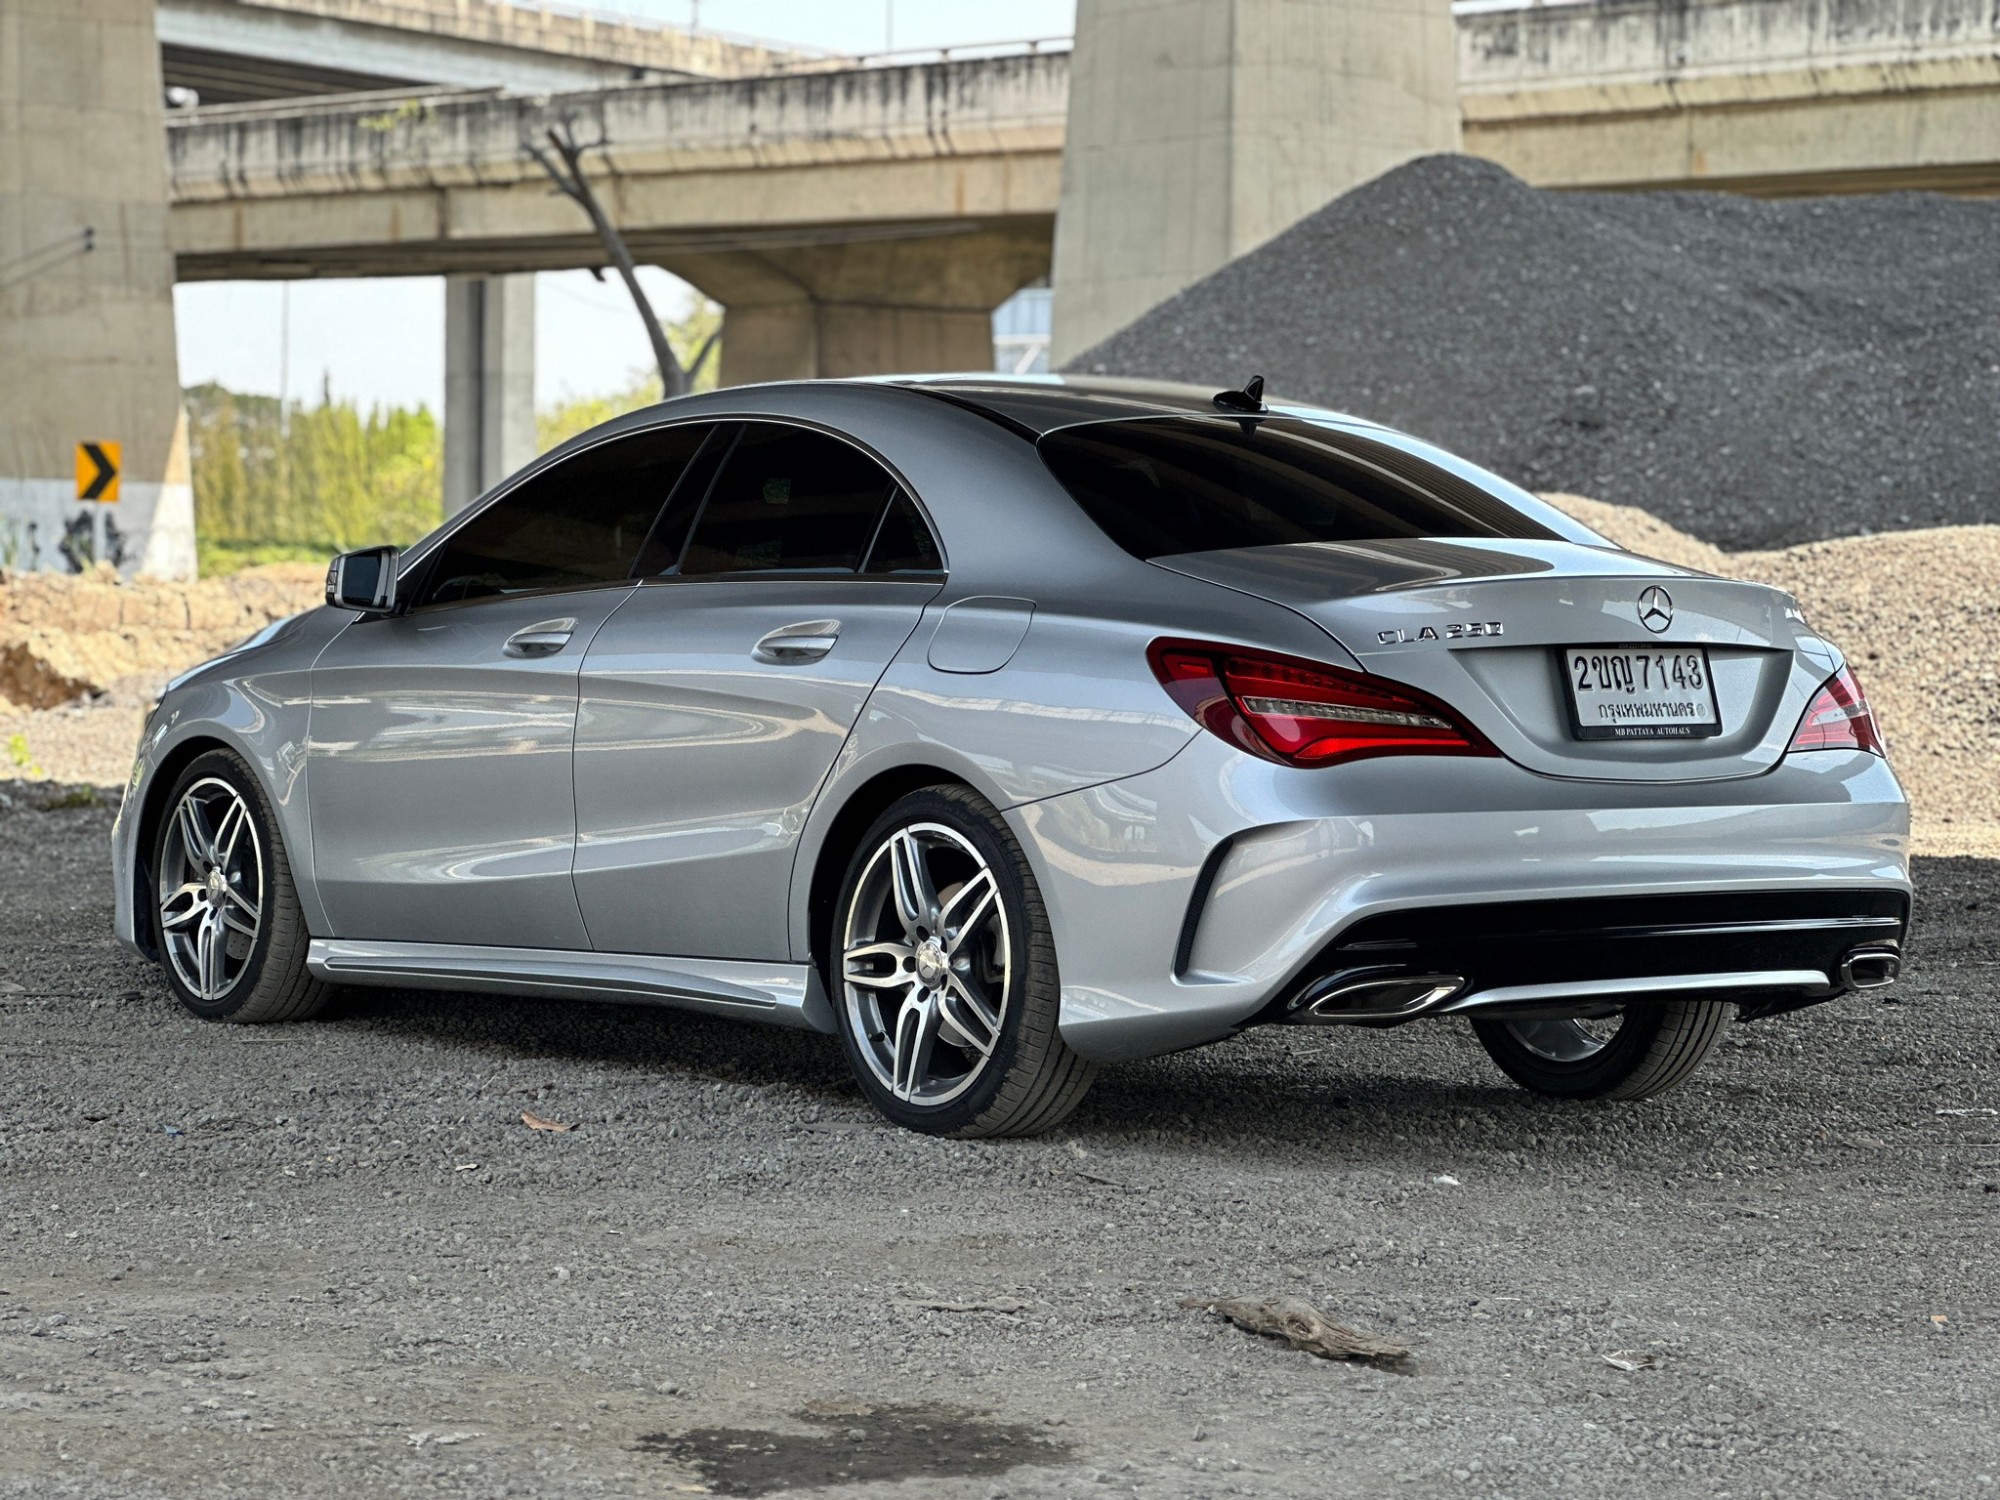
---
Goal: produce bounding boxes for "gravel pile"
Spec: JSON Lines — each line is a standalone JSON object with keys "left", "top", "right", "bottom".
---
{"left": 1068, "top": 155, "right": 2000, "bottom": 551}
{"left": 1550, "top": 496, "right": 2000, "bottom": 854}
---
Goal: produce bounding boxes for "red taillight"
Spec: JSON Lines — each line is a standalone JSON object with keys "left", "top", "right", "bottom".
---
{"left": 1788, "top": 664, "right": 1885, "bottom": 756}
{"left": 1147, "top": 638, "right": 1495, "bottom": 768}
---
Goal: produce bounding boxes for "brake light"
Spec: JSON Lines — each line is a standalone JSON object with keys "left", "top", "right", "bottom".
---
{"left": 1147, "top": 638, "right": 1496, "bottom": 768}
{"left": 1788, "top": 664, "right": 1885, "bottom": 756}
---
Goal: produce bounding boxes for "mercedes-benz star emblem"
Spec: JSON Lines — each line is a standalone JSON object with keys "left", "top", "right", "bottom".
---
{"left": 1637, "top": 586, "right": 1674, "bottom": 634}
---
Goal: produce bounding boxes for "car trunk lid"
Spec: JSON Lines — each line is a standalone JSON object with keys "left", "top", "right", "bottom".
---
{"left": 1153, "top": 537, "right": 1841, "bottom": 783}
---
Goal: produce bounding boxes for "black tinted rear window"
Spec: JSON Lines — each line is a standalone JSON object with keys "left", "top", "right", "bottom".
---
{"left": 680, "top": 423, "right": 899, "bottom": 576}
{"left": 1037, "top": 417, "right": 1556, "bottom": 560}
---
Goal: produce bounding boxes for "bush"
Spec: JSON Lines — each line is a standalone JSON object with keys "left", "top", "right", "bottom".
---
{"left": 186, "top": 383, "right": 443, "bottom": 575}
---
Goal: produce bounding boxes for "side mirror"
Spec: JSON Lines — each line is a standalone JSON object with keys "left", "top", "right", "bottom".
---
{"left": 325, "top": 546, "right": 401, "bottom": 612}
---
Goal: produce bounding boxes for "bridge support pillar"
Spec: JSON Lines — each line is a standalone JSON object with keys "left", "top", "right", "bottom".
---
{"left": 717, "top": 301, "right": 998, "bottom": 387}
{"left": 670, "top": 227, "right": 1051, "bottom": 388}
{"left": 444, "top": 273, "right": 537, "bottom": 515}
{"left": 0, "top": 0, "right": 194, "bottom": 576}
{"left": 1052, "top": 0, "right": 1462, "bottom": 363}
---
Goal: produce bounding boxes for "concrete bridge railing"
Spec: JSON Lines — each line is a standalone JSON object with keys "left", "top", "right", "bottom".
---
{"left": 1458, "top": 0, "right": 2000, "bottom": 194}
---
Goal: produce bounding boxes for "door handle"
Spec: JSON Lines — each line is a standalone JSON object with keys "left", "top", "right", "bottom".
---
{"left": 753, "top": 619, "right": 841, "bottom": 665}
{"left": 503, "top": 618, "right": 577, "bottom": 658}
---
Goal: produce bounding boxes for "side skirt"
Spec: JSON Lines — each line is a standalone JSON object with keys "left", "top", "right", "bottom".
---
{"left": 305, "top": 939, "right": 837, "bottom": 1034}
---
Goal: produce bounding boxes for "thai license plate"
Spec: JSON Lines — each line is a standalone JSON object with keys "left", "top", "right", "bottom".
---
{"left": 1562, "top": 646, "right": 1720, "bottom": 740}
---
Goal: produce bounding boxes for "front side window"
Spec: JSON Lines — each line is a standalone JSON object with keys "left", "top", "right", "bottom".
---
{"left": 1037, "top": 417, "right": 1559, "bottom": 561}
{"left": 679, "top": 424, "right": 904, "bottom": 576}
{"left": 416, "top": 423, "right": 709, "bottom": 606}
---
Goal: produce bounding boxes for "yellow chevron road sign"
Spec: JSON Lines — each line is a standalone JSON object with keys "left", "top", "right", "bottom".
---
{"left": 76, "top": 441, "right": 120, "bottom": 502}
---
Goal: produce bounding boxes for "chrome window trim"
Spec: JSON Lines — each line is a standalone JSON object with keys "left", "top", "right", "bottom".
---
{"left": 634, "top": 573, "right": 946, "bottom": 591}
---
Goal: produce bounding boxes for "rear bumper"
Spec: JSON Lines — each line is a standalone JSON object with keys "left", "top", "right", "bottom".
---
{"left": 1277, "top": 888, "right": 1906, "bottom": 1026}
{"left": 1012, "top": 737, "right": 1910, "bottom": 1062}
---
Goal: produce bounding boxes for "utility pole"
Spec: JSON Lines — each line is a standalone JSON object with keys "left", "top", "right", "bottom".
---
{"left": 278, "top": 283, "right": 291, "bottom": 435}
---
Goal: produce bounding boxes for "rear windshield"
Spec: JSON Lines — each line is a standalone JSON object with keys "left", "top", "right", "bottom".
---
{"left": 1037, "top": 416, "right": 1556, "bottom": 560}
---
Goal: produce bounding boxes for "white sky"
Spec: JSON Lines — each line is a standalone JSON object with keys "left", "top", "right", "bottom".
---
{"left": 172, "top": 1, "right": 1076, "bottom": 414}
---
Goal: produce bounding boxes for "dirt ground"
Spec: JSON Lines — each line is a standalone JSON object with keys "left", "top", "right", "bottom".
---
{"left": 2, "top": 797, "right": 1995, "bottom": 1499}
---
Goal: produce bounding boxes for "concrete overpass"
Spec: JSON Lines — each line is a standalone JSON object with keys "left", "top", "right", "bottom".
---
{"left": 165, "top": 0, "right": 2000, "bottom": 286}
{"left": 1458, "top": 0, "right": 2000, "bottom": 199}
{"left": 156, "top": 0, "right": 822, "bottom": 103}
{"left": 168, "top": 55, "right": 1070, "bottom": 390}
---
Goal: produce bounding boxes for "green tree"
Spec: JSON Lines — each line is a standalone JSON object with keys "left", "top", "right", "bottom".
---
{"left": 185, "top": 382, "right": 443, "bottom": 575}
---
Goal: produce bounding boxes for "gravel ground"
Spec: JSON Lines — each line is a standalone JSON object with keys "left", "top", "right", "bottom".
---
{"left": 3, "top": 800, "right": 1997, "bottom": 1499}
{"left": 1068, "top": 155, "right": 2000, "bottom": 551}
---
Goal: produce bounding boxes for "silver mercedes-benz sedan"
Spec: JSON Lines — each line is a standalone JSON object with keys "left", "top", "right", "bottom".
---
{"left": 111, "top": 375, "right": 1909, "bottom": 1136}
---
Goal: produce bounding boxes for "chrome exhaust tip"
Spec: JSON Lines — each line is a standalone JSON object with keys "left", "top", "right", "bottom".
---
{"left": 1289, "top": 970, "right": 1466, "bottom": 1023}
{"left": 1839, "top": 945, "right": 1901, "bottom": 991}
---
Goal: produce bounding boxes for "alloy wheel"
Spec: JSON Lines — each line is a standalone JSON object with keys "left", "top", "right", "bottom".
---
{"left": 1503, "top": 1010, "right": 1626, "bottom": 1063}
{"left": 157, "top": 777, "right": 263, "bottom": 1003}
{"left": 840, "top": 822, "right": 1011, "bottom": 1107}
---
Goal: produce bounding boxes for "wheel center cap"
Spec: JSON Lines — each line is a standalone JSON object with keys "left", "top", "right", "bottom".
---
{"left": 206, "top": 869, "right": 225, "bottom": 899}
{"left": 914, "top": 938, "right": 947, "bottom": 988}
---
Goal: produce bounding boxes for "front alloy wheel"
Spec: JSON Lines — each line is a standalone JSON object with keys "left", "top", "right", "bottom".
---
{"left": 831, "top": 786, "right": 1096, "bottom": 1136}
{"left": 158, "top": 776, "right": 263, "bottom": 1003}
{"left": 151, "top": 749, "right": 329, "bottom": 1023}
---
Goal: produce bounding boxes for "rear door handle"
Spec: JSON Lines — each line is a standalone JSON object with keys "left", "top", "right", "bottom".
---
{"left": 753, "top": 619, "right": 841, "bottom": 665}
{"left": 504, "top": 618, "right": 577, "bottom": 658}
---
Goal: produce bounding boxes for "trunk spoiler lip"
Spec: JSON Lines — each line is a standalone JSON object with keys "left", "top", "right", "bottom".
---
{"left": 1148, "top": 535, "right": 1744, "bottom": 598}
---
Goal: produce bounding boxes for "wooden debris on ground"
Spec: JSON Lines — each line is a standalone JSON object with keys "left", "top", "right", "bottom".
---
{"left": 1180, "top": 1295, "right": 1411, "bottom": 1366}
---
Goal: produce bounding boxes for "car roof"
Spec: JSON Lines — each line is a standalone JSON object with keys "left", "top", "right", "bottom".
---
{"left": 870, "top": 373, "right": 1391, "bottom": 438}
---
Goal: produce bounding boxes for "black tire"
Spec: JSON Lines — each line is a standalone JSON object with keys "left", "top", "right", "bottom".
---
{"left": 828, "top": 785, "right": 1097, "bottom": 1137}
{"left": 150, "top": 749, "right": 329, "bottom": 1024}
{"left": 1471, "top": 1001, "right": 1728, "bottom": 1101}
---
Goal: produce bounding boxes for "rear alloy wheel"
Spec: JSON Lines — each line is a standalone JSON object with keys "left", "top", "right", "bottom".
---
{"left": 152, "top": 749, "right": 329, "bottom": 1023}
{"left": 1471, "top": 1001, "right": 1728, "bottom": 1101}
{"left": 831, "top": 786, "right": 1096, "bottom": 1137}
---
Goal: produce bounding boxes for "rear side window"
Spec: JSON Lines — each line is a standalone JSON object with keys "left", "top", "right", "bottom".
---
{"left": 417, "top": 423, "right": 707, "bottom": 605}
{"left": 680, "top": 423, "right": 904, "bottom": 576}
{"left": 1036, "top": 417, "right": 1558, "bottom": 560}
{"left": 863, "top": 491, "right": 943, "bottom": 575}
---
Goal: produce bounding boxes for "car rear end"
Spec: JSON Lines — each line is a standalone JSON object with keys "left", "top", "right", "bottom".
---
{"left": 1009, "top": 405, "right": 1909, "bottom": 1062}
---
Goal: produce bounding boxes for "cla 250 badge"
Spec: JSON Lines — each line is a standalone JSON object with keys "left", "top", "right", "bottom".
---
{"left": 1377, "top": 621, "right": 1506, "bottom": 645}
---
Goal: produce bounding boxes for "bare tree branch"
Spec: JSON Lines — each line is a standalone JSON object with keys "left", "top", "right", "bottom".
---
{"left": 686, "top": 325, "right": 722, "bottom": 386}
{"left": 525, "top": 119, "right": 703, "bottom": 397}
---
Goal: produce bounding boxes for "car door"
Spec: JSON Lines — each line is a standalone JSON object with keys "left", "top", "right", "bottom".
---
{"left": 573, "top": 420, "right": 946, "bottom": 961}
{"left": 307, "top": 422, "right": 710, "bottom": 949}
